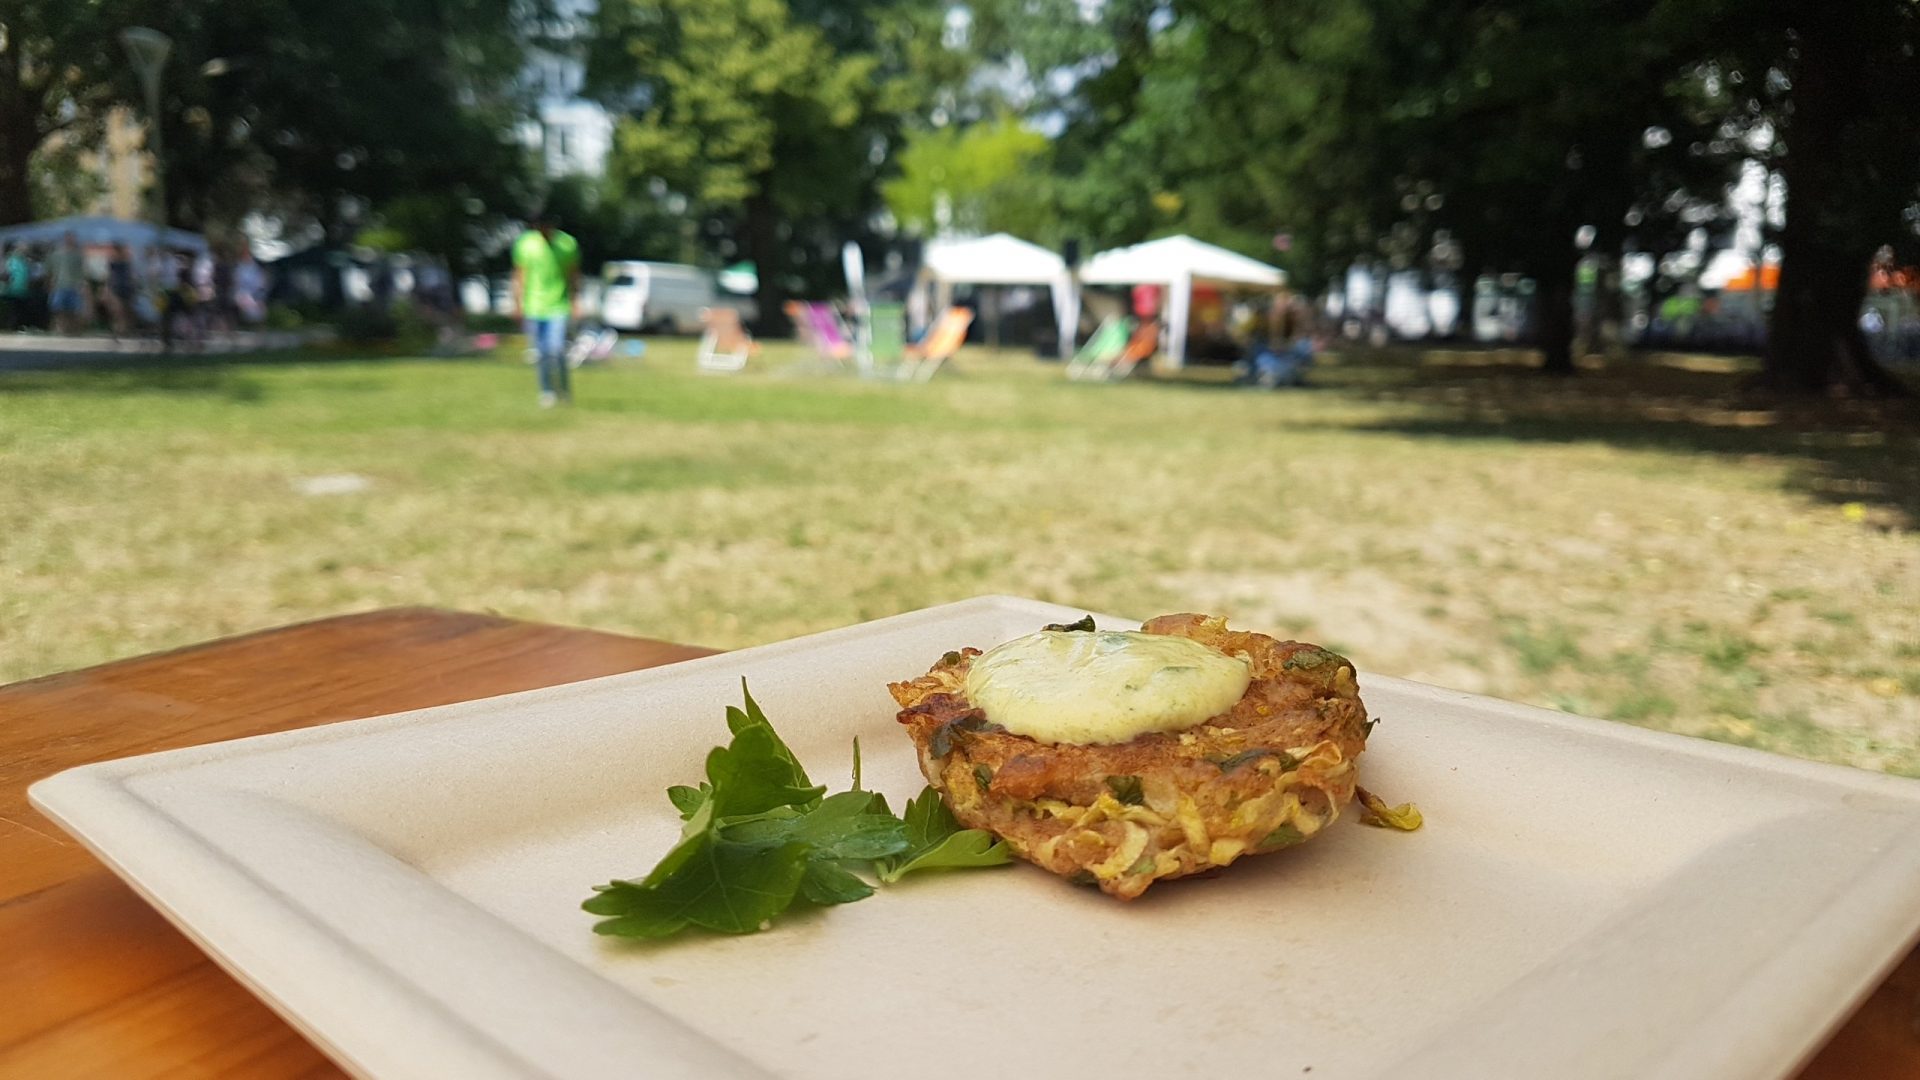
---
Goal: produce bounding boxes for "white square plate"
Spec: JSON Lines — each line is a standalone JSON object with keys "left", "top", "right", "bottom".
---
{"left": 31, "top": 596, "right": 1920, "bottom": 1080}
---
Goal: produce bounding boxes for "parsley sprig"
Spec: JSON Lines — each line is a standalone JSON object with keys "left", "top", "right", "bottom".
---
{"left": 584, "top": 682, "right": 1011, "bottom": 938}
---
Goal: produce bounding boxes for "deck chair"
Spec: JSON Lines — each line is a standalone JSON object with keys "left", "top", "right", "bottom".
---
{"left": 1107, "top": 318, "right": 1161, "bottom": 380}
{"left": 898, "top": 306, "right": 973, "bottom": 382}
{"left": 805, "top": 302, "right": 855, "bottom": 366}
{"left": 866, "top": 301, "right": 905, "bottom": 375}
{"left": 1065, "top": 315, "right": 1135, "bottom": 380}
{"left": 696, "top": 307, "right": 753, "bottom": 373}
{"left": 785, "top": 301, "right": 851, "bottom": 368}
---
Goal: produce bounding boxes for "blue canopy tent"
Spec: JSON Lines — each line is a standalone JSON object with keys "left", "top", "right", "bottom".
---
{"left": 0, "top": 215, "right": 208, "bottom": 252}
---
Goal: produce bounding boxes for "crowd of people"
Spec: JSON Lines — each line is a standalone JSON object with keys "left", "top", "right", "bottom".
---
{"left": 1, "top": 232, "right": 270, "bottom": 349}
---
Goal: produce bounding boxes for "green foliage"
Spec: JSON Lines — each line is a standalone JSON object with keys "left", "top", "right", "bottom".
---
{"left": 584, "top": 682, "right": 1007, "bottom": 940}
{"left": 539, "top": 174, "right": 695, "bottom": 272}
{"left": 27, "top": 141, "right": 109, "bottom": 220}
{"left": 874, "top": 787, "right": 1012, "bottom": 883}
{"left": 884, "top": 115, "right": 1054, "bottom": 239}
{"left": 589, "top": 0, "right": 918, "bottom": 315}
{"left": 0, "top": 0, "right": 128, "bottom": 223}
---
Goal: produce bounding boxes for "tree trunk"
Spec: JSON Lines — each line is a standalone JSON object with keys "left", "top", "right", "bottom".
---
{"left": 743, "top": 180, "right": 790, "bottom": 338}
{"left": 0, "top": 107, "right": 38, "bottom": 226}
{"left": 1534, "top": 249, "right": 1578, "bottom": 375}
{"left": 1760, "top": 10, "right": 1908, "bottom": 397}
{"left": 1765, "top": 236, "right": 1904, "bottom": 396}
{"left": 1453, "top": 268, "right": 1476, "bottom": 342}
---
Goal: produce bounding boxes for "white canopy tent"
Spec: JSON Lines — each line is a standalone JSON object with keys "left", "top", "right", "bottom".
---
{"left": 1078, "top": 234, "right": 1286, "bottom": 367}
{"left": 0, "top": 215, "right": 208, "bottom": 253}
{"left": 919, "top": 232, "right": 1078, "bottom": 358}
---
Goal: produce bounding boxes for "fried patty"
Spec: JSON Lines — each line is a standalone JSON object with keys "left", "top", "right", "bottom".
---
{"left": 889, "top": 614, "right": 1370, "bottom": 899}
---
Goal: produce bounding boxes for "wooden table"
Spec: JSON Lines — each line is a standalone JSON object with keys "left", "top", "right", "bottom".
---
{"left": 2, "top": 608, "right": 1914, "bottom": 1078}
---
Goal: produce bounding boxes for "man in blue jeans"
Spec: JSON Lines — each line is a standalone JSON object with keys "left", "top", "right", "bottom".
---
{"left": 510, "top": 213, "right": 581, "bottom": 407}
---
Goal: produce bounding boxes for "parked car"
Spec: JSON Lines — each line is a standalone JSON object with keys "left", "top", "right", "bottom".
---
{"left": 601, "top": 261, "right": 749, "bottom": 334}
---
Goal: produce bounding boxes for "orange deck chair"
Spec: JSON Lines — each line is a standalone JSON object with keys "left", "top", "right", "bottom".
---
{"left": 900, "top": 306, "right": 974, "bottom": 382}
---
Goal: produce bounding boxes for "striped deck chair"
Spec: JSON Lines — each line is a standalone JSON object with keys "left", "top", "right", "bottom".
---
{"left": 785, "top": 301, "right": 853, "bottom": 368}
{"left": 696, "top": 307, "right": 753, "bottom": 373}
{"left": 866, "top": 301, "right": 906, "bottom": 376}
{"left": 1065, "top": 315, "right": 1135, "bottom": 381}
{"left": 1107, "top": 318, "right": 1162, "bottom": 380}
{"left": 899, "top": 306, "right": 973, "bottom": 382}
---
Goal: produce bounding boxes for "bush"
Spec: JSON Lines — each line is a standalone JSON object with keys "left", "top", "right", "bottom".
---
{"left": 335, "top": 304, "right": 398, "bottom": 343}
{"left": 466, "top": 312, "right": 519, "bottom": 333}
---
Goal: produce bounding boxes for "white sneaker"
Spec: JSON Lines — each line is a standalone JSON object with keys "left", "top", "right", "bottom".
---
{"left": 538, "top": 391, "right": 558, "bottom": 408}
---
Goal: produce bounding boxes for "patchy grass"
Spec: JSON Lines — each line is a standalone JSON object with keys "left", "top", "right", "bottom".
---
{"left": 2, "top": 339, "right": 1916, "bottom": 775}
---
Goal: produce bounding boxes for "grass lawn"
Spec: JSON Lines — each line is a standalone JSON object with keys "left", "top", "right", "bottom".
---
{"left": 3, "top": 337, "right": 1916, "bottom": 773}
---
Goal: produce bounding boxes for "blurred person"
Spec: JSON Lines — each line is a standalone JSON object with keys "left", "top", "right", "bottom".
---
{"left": 211, "top": 245, "right": 237, "bottom": 332}
{"left": 2, "top": 244, "right": 28, "bottom": 330}
{"left": 510, "top": 212, "right": 581, "bottom": 407}
{"left": 1239, "top": 294, "right": 1321, "bottom": 389}
{"left": 48, "top": 232, "right": 87, "bottom": 335}
{"left": 134, "top": 246, "right": 167, "bottom": 328}
{"left": 189, "top": 248, "right": 216, "bottom": 334}
{"left": 160, "top": 250, "right": 198, "bottom": 353}
{"left": 413, "top": 256, "right": 460, "bottom": 351}
{"left": 104, "top": 243, "right": 136, "bottom": 337}
{"left": 369, "top": 259, "right": 395, "bottom": 311}
{"left": 233, "top": 247, "right": 268, "bottom": 325}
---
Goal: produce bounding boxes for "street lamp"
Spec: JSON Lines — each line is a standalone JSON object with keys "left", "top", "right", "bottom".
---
{"left": 119, "top": 27, "right": 172, "bottom": 240}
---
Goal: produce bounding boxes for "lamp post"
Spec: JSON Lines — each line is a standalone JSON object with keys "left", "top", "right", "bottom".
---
{"left": 119, "top": 27, "right": 172, "bottom": 242}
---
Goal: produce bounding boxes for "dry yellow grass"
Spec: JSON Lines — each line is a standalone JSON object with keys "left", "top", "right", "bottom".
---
{"left": 2, "top": 339, "right": 1915, "bottom": 773}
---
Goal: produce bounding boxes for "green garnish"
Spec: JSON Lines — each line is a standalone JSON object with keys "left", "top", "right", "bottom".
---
{"left": 1282, "top": 646, "right": 1340, "bottom": 671}
{"left": 973, "top": 763, "right": 994, "bottom": 793}
{"left": 1356, "top": 786, "right": 1424, "bottom": 831}
{"left": 929, "top": 711, "right": 1005, "bottom": 758}
{"left": 1105, "top": 774, "right": 1146, "bottom": 805}
{"left": 584, "top": 682, "right": 1011, "bottom": 939}
{"left": 1208, "top": 748, "right": 1300, "bottom": 774}
{"left": 1258, "top": 823, "right": 1307, "bottom": 850}
{"left": 875, "top": 787, "right": 1014, "bottom": 883}
{"left": 1042, "top": 614, "right": 1097, "bottom": 632}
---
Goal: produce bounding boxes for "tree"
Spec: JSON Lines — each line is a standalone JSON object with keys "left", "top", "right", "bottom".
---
{"left": 1719, "top": 2, "right": 1918, "bottom": 396}
{"left": 132, "top": 0, "right": 533, "bottom": 247}
{"left": 0, "top": 0, "right": 533, "bottom": 251}
{"left": 590, "top": 0, "right": 910, "bottom": 332}
{"left": 883, "top": 114, "right": 1053, "bottom": 239}
{"left": 0, "top": 0, "right": 131, "bottom": 225}
{"left": 1162, "top": 0, "right": 1742, "bottom": 372}
{"left": 28, "top": 140, "right": 108, "bottom": 219}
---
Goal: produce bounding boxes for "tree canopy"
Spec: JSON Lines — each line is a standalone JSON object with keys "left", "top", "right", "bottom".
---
{"left": 2, "top": 0, "right": 532, "bottom": 266}
{"left": 6, "top": 0, "right": 1919, "bottom": 394}
{"left": 589, "top": 0, "right": 923, "bottom": 328}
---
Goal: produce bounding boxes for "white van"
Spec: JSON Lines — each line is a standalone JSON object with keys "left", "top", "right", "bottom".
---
{"left": 600, "top": 261, "right": 726, "bottom": 334}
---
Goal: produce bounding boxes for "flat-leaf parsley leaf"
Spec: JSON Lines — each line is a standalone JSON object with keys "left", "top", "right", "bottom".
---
{"left": 585, "top": 683, "right": 1010, "bottom": 938}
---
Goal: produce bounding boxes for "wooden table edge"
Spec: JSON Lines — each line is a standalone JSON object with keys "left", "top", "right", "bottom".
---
{"left": 1, "top": 607, "right": 1912, "bottom": 1078}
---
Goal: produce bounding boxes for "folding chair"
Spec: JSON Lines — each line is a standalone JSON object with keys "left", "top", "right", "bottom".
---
{"left": 867, "top": 301, "right": 906, "bottom": 376}
{"left": 696, "top": 307, "right": 753, "bottom": 373}
{"left": 898, "top": 306, "right": 973, "bottom": 382}
{"left": 1107, "top": 318, "right": 1161, "bottom": 380}
{"left": 1065, "top": 315, "right": 1135, "bottom": 380}
{"left": 805, "top": 303, "right": 855, "bottom": 366}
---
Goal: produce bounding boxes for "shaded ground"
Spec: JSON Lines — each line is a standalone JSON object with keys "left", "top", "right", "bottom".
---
{"left": 1315, "top": 346, "right": 1920, "bottom": 528}
{"left": 3, "top": 340, "right": 1914, "bottom": 776}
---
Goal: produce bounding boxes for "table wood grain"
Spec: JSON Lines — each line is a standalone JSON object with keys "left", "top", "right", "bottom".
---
{"left": 2, "top": 607, "right": 715, "bottom": 1079}
{"left": 3, "top": 607, "right": 1914, "bottom": 1078}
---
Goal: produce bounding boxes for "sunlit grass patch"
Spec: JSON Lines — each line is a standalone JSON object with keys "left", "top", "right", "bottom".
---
{"left": 2, "top": 340, "right": 1915, "bottom": 777}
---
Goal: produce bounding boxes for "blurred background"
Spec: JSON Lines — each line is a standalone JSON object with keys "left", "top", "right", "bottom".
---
{"left": 1, "top": 1, "right": 1915, "bottom": 772}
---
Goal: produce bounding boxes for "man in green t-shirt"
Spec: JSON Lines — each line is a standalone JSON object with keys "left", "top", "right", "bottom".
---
{"left": 510, "top": 213, "right": 581, "bottom": 406}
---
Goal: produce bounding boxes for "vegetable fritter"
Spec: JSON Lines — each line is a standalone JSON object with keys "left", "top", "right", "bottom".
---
{"left": 890, "top": 614, "right": 1371, "bottom": 899}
